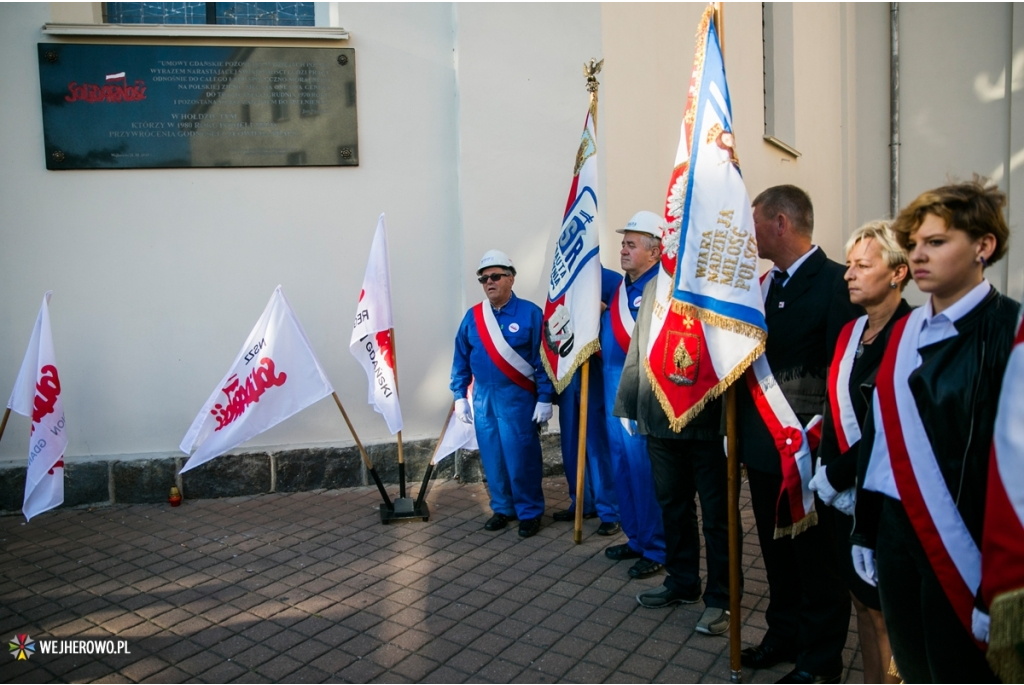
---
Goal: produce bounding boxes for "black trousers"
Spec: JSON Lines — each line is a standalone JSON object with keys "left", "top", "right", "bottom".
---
{"left": 747, "top": 467, "right": 850, "bottom": 675}
{"left": 646, "top": 436, "right": 732, "bottom": 609}
{"left": 876, "top": 496, "right": 997, "bottom": 683}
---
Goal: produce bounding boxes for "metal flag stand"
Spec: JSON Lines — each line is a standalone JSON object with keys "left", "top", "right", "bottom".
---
{"left": 372, "top": 326, "right": 429, "bottom": 523}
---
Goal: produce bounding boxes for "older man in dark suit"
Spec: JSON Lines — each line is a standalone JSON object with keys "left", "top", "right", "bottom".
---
{"left": 738, "top": 186, "right": 861, "bottom": 684}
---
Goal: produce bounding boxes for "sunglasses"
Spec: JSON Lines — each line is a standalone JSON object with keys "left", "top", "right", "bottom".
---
{"left": 477, "top": 273, "right": 510, "bottom": 284}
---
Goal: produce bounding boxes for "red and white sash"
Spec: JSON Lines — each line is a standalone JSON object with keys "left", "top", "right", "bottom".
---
{"left": 828, "top": 316, "right": 868, "bottom": 453}
{"left": 609, "top": 280, "right": 634, "bottom": 355}
{"left": 473, "top": 302, "right": 537, "bottom": 394}
{"left": 746, "top": 272, "right": 822, "bottom": 537}
{"left": 876, "top": 309, "right": 981, "bottom": 637}
{"left": 745, "top": 356, "right": 822, "bottom": 538}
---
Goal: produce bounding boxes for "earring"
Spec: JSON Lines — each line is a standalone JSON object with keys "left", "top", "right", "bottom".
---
{"left": 979, "top": 255, "right": 989, "bottom": 267}
{"left": 889, "top": 281, "right": 898, "bottom": 289}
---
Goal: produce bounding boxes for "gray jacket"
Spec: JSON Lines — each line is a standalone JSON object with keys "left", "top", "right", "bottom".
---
{"left": 612, "top": 278, "right": 721, "bottom": 440}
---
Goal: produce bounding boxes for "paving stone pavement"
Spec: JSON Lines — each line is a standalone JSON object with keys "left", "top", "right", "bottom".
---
{"left": 0, "top": 477, "right": 865, "bottom": 684}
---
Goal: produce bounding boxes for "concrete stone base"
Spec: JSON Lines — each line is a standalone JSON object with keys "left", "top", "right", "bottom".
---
{"left": 0, "top": 433, "right": 567, "bottom": 515}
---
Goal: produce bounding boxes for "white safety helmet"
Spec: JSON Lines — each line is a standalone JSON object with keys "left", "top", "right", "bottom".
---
{"left": 616, "top": 210, "right": 664, "bottom": 240}
{"left": 477, "top": 249, "right": 516, "bottom": 275}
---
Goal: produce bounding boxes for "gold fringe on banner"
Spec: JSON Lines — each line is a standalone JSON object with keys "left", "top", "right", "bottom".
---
{"left": 642, "top": 328, "right": 765, "bottom": 433}
{"left": 988, "top": 587, "right": 1024, "bottom": 683}
{"left": 672, "top": 300, "right": 769, "bottom": 343}
{"left": 543, "top": 338, "right": 602, "bottom": 396}
{"left": 774, "top": 510, "right": 818, "bottom": 540}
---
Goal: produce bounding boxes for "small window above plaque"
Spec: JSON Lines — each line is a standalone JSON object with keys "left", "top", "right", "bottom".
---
{"left": 44, "top": 2, "right": 349, "bottom": 39}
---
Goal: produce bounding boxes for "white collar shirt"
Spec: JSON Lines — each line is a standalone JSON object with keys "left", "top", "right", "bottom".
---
{"left": 863, "top": 279, "right": 992, "bottom": 499}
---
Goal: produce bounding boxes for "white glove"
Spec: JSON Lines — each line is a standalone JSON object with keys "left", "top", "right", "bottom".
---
{"left": 455, "top": 398, "right": 473, "bottom": 424}
{"left": 851, "top": 545, "right": 878, "bottom": 587}
{"left": 808, "top": 460, "right": 839, "bottom": 506}
{"left": 532, "top": 401, "right": 553, "bottom": 424}
{"left": 832, "top": 488, "right": 857, "bottom": 517}
{"left": 972, "top": 607, "right": 990, "bottom": 643}
{"left": 620, "top": 417, "right": 637, "bottom": 436}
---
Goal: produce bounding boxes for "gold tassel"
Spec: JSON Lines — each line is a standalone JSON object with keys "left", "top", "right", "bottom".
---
{"left": 543, "top": 339, "right": 603, "bottom": 396}
{"left": 988, "top": 587, "right": 1024, "bottom": 683}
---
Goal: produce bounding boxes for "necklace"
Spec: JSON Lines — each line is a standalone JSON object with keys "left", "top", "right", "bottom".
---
{"left": 855, "top": 328, "right": 883, "bottom": 358}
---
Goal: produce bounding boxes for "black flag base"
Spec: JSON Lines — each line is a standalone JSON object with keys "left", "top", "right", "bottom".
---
{"left": 380, "top": 463, "right": 435, "bottom": 523}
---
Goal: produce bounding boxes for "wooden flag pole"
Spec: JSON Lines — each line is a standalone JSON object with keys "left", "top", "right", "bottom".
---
{"left": 332, "top": 391, "right": 393, "bottom": 511}
{"left": 712, "top": 3, "right": 742, "bottom": 682}
{"left": 413, "top": 401, "right": 456, "bottom": 514}
{"left": 572, "top": 59, "right": 602, "bottom": 545}
{"left": 390, "top": 327, "right": 407, "bottom": 500}
{"left": 574, "top": 359, "right": 590, "bottom": 545}
{"left": 0, "top": 407, "right": 11, "bottom": 445}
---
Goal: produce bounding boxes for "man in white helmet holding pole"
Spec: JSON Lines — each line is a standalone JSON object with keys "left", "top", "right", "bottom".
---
{"left": 450, "top": 250, "right": 555, "bottom": 538}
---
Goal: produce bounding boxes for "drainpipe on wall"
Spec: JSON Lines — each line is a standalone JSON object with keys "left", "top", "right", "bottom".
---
{"left": 890, "top": 2, "right": 900, "bottom": 219}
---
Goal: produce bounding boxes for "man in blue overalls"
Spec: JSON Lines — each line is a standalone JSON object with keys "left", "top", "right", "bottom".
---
{"left": 601, "top": 211, "right": 667, "bottom": 578}
{"left": 451, "top": 250, "right": 555, "bottom": 538}
{"left": 553, "top": 268, "right": 622, "bottom": 535}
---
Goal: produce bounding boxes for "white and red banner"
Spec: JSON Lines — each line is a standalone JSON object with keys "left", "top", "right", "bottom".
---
{"left": 828, "top": 315, "right": 868, "bottom": 453}
{"left": 875, "top": 310, "right": 981, "bottom": 636}
{"left": 350, "top": 214, "right": 403, "bottom": 435}
{"left": 433, "top": 386, "right": 478, "bottom": 465}
{"left": 8, "top": 292, "right": 68, "bottom": 521}
{"left": 180, "top": 286, "right": 333, "bottom": 473}
{"left": 982, "top": 310, "right": 1024, "bottom": 619}
{"left": 540, "top": 94, "right": 603, "bottom": 393}
{"left": 474, "top": 302, "right": 537, "bottom": 393}
{"left": 645, "top": 6, "right": 767, "bottom": 431}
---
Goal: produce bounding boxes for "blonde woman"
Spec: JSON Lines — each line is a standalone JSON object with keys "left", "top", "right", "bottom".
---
{"left": 810, "top": 220, "right": 909, "bottom": 684}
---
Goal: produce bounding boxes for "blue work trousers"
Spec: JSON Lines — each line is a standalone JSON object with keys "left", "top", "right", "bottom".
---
{"left": 473, "top": 381, "right": 545, "bottom": 521}
{"left": 557, "top": 366, "right": 618, "bottom": 522}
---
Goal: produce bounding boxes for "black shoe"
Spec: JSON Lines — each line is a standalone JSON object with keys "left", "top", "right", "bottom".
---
{"left": 552, "top": 508, "right": 597, "bottom": 522}
{"left": 484, "top": 513, "right": 510, "bottom": 531}
{"left": 740, "top": 644, "right": 798, "bottom": 669}
{"left": 628, "top": 557, "right": 664, "bottom": 579}
{"left": 518, "top": 518, "right": 541, "bottom": 538}
{"left": 774, "top": 668, "right": 841, "bottom": 684}
{"left": 636, "top": 585, "right": 701, "bottom": 608}
{"left": 596, "top": 521, "right": 621, "bottom": 536}
{"left": 604, "top": 543, "right": 643, "bottom": 561}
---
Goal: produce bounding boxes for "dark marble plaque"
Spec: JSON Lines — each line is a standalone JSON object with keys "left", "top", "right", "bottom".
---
{"left": 37, "top": 43, "right": 358, "bottom": 169}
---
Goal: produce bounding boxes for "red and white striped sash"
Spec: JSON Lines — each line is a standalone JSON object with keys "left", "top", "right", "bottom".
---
{"left": 609, "top": 280, "right": 634, "bottom": 355}
{"left": 472, "top": 303, "right": 536, "bottom": 394}
{"left": 876, "top": 310, "right": 981, "bottom": 637}
{"left": 745, "top": 355, "right": 822, "bottom": 538}
{"left": 748, "top": 271, "right": 821, "bottom": 537}
{"left": 828, "top": 316, "right": 868, "bottom": 453}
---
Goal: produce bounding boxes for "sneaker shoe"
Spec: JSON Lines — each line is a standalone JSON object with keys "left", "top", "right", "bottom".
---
{"left": 636, "top": 585, "right": 702, "bottom": 608}
{"left": 695, "top": 607, "right": 730, "bottom": 635}
{"left": 484, "top": 513, "right": 510, "bottom": 531}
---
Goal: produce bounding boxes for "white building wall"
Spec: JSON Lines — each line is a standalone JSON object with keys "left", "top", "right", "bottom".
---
{"left": 1, "top": 2, "right": 1021, "bottom": 469}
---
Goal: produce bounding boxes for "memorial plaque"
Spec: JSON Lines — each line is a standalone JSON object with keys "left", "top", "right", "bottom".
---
{"left": 37, "top": 43, "right": 358, "bottom": 169}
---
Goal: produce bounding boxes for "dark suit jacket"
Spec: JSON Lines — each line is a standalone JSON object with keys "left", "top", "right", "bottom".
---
{"left": 737, "top": 247, "right": 862, "bottom": 473}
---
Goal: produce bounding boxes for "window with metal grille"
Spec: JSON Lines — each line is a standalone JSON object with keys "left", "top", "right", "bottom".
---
{"left": 103, "top": 3, "right": 315, "bottom": 26}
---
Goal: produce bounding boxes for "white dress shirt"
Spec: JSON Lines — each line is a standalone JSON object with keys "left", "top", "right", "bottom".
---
{"left": 863, "top": 280, "right": 992, "bottom": 499}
